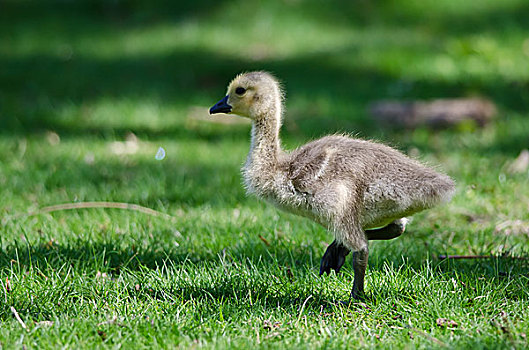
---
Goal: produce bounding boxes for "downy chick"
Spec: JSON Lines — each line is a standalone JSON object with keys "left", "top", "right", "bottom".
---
{"left": 210, "top": 71, "right": 455, "bottom": 300}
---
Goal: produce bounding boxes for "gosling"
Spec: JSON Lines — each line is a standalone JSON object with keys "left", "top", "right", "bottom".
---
{"left": 210, "top": 71, "right": 455, "bottom": 300}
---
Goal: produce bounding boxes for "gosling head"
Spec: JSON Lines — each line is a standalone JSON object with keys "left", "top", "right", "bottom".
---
{"left": 209, "top": 71, "right": 283, "bottom": 120}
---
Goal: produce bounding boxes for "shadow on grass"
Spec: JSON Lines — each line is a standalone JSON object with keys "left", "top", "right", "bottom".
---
{"left": 3, "top": 49, "right": 528, "bottom": 136}
{"left": 36, "top": 158, "right": 248, "bottom": 208}
{"left": 2, "top": 48, "right": 529, "bottom": 163}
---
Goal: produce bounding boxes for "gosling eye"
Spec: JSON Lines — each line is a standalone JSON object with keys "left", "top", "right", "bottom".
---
{"left": 235, "top": 87, "right": 246, "bottom": 95}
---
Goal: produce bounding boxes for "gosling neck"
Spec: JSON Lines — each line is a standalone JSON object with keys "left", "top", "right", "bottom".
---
{"left": 247, "top": 105, "right": 282, "bottom": 169}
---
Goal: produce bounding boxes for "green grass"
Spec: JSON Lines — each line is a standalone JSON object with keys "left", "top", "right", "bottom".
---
{"left": 1, "top": 0, "right": 529, "bottom": 348}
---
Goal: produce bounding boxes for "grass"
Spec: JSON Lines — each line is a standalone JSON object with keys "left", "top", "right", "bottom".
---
{"left": 1, "top": 0, "right": 529, "bottom": 348}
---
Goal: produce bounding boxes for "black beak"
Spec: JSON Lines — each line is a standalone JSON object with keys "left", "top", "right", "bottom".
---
{"left": 209, "top": 96, "right": 232, "bottom": 114}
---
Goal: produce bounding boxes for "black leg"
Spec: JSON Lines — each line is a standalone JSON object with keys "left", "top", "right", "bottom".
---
{"left": 320, "top": 219, "right": 405, "bottom": 276}
{"left": 319, "top": 240, "right": 350, "bottom": 276}
{"left": 365, "top": 220, "right": 406, "bottom": 240}
{"left": 320, "top": 219, "right": 406, "bottom": 302}
{"left": 350, "top": 246, "right": 369, "bottom": 300}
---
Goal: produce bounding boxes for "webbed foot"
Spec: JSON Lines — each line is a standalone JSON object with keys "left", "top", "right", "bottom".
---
{"left": 319, "top": 240, "right": 351, "bottom": 276}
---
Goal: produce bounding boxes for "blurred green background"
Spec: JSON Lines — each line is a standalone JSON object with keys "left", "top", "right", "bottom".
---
{"left": 1, "top": 0, "right": 528, "bottom": 348}
{"left": 1, "top": 0, "right": 528, "bottom": 208}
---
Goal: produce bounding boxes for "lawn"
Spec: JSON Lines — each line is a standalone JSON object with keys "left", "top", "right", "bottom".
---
{"left": 1, "top": 0, "right": 529, "bottom": 348}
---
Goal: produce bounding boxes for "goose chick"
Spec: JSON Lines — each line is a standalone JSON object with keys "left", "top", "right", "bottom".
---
{"left": 210, "top": 71, "right": 455, "bottom": 300}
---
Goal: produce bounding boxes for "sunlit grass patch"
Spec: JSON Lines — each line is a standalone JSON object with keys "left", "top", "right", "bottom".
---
{"left": 1, "top": 0, "right": 529, "bottom": 348}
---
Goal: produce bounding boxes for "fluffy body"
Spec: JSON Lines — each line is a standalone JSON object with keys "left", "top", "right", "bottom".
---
{"left": 244, "top": 134, "right": 454, "bottom": 251}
